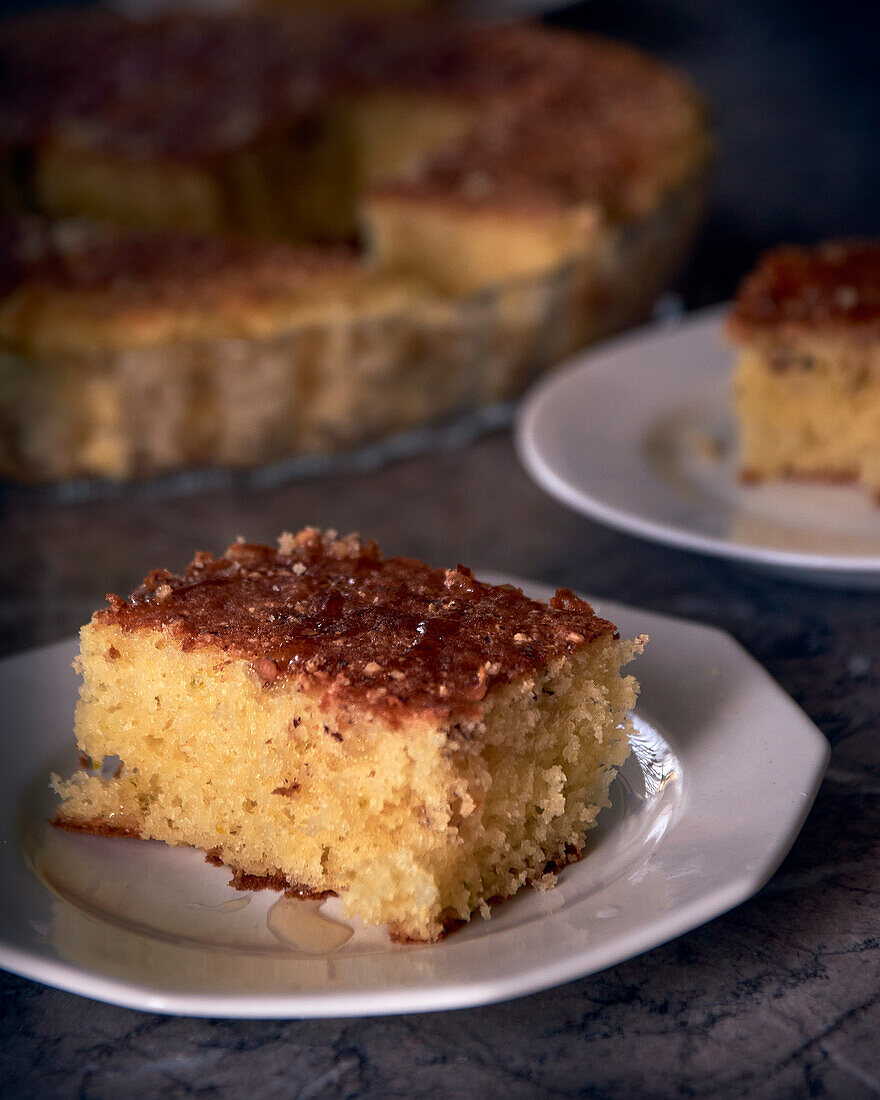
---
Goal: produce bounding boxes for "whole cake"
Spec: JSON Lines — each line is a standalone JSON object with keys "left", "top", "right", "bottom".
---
{"left": 52, "top": 528, "right": 646, "bottom": 942}
{"left": 1, "top": 9, "right": 710, "bottom": 483}
{"left": 729, "top": 240, "right": 880, "bottom": 499}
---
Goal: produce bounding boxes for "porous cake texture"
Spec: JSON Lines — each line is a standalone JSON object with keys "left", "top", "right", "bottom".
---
{"left": 729, "top": 240, "right": 880, "bottom": 498}
{"left": 53, "top": 528, "right": 646, "bottom": 942}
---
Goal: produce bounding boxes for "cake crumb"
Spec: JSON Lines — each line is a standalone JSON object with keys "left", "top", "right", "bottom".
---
{"left": 834, "top": 285, "right": 859, "bottom": 310}
{"left": 277, "top": 531, "right": 297, "bottom": 555}
{"left": 254, "top": 657, "right": 278, "bottom": 684}
{"left": 684, "top": 427, "right": 723, "bottom": 461}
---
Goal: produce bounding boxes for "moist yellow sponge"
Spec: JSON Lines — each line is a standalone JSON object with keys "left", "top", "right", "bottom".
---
{"left": 729, "top": 240, "right": 880, "bottom": 498}
{"left": 53, "top": 528, "right": 645, "bottom": 942}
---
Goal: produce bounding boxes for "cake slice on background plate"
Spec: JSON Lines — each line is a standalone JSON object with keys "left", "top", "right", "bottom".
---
{"left": 728, "top": 240, "right": 880, "bottom": 499}
{"left": 53, "top": 528, "right": 646, "bottom": 943}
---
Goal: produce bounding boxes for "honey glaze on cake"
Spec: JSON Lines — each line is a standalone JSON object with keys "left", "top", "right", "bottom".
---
{"left": 53, "top": 29, "right": 326, "bottom": 162}
{"left": 0, "top": 218, "right": 413, "bottom": 357}
{"left": 0, "top": 219, "right": 358, "bottom": 317}
{"left": 368, "top": 35, "right": 707, "bottom": 217}
{"left": 4, "top": 10, "right": 706, "bottom": 211}
{"left": 97, "top": 527, "right": 616, "bottom": 722}
{"left": 729, "top": 240, "right": 880, "bottom": 338}
{"left": 2, "top": 11, "right": 332, "bottom": 161}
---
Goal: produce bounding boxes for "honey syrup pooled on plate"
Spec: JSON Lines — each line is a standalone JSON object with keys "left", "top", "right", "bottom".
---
{"left": 267, "top": 896, "right": 353, "bottom": 954}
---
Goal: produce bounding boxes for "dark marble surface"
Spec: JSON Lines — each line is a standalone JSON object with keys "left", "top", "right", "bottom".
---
{"left": 2, "top": 435, "right": 880, "bottom": 1098}
{"left": 3, "top": 0, "right": 880, "bottom": 1096}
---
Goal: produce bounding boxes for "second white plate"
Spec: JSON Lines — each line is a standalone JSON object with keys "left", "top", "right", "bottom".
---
{"left": 0, "top": 579, "right": 828, "bottom": 1018}
{"left": 516, "top": 307, "right": 880, "bottom": 587}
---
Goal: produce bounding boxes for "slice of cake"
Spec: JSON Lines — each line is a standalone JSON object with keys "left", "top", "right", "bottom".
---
{"left": 53, "top": 528, "right": 646, "bottom": 942}
{"left": 729, "top": 240, "right": 880, "bottom": 498}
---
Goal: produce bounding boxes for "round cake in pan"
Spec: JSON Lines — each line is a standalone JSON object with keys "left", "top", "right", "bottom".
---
{"left": 0, "top": 10, "right": 711, "bottom": 482}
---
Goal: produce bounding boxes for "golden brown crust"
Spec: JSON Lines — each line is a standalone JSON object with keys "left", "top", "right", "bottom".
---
{"left": 95, "top": 527, "right": 616, "bottom": 723}
{"left": 1, "top": 11, "right": 707, "bottom": 212}
{"left": 0, "top": 218, "right": 357, "bottom": 302}
{"left": 739, "top": 465, "right": 860, "bottom": 486}
{"left": 52, "top": 816, "right": 142, "bottom": 840}
{"left": 0, "top": 219, "right": 418, "bottom": 353}
{"left": 0, "top": 10, "right": 331, "bottom": 160}
{"left": 729, "top": 240, "right": 880, "bottom": 342}
{"left": 204, "top": 849, "right": 335, "bottom": 900}
{"left": 371, "top": 35, "right": 708, "bottom": 218}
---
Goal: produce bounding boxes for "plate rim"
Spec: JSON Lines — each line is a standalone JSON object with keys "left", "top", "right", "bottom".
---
{"left": 515, "top": 305, "right": 880, "bottom": 575}
{"left": 0, "top": 585, "right": 830, "bottom": 1018}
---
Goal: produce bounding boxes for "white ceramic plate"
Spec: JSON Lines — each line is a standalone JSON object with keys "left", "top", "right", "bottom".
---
{"left": 516, "top": 307, "right": 880, "bottom": 588}
{"left": 0, "top": 580, "right": 828, "bottom": 1018}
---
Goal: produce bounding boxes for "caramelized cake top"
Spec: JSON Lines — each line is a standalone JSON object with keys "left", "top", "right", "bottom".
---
{"left": 0, "top": 10, "right": 330, "bottom": 158}
{"left": 729, "top": 241, "right": 880, "bottom": 341}
{"left": 0, "top": 221, "right": 416, "bottom": 352}
{"left": 96, "top": 528, "right": 616, "bottom": 724}
{"left": 0, "top": 220, "right": 356, "bottom": 300}
{"left": 38, "top": 13, "right": 332, "bottom": 160}
{"left": 370, "top": 36, "right": 708, "bottom": 217}
{"left": 1, "top": 10, "right": 707, "bottom": 212}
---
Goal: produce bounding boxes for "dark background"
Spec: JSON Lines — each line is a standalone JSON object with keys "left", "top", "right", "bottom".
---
{"left": 551, "top": 0, "right": 880, "bottom": 305}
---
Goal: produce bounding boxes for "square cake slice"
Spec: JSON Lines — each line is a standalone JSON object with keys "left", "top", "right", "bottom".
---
{"left": 728, "top": 240, "right": 880, "bottom": 498}
{"left": 53, "top": 528, "right": 646, "bottom": 942}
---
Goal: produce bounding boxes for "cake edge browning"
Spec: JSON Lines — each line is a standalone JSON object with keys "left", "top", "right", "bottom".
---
{"left": 728, "top": 239, "right": 880, "bottom": 343}
{"left": 729, "top": 242, "right": 880, "bottom": 500}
